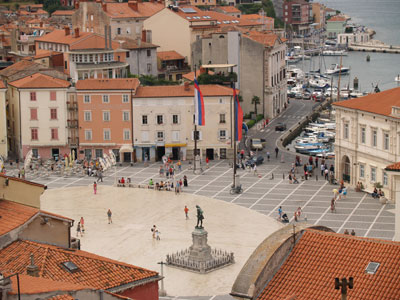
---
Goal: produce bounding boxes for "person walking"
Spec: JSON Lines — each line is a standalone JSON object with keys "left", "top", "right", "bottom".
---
{"left": 206, "top": 157, "right": 209, "bottom": 169}
{"left": 80, "top": 217, "right": 85, "bottom": 234}
{"left": 351, "top": 229, "right": 356, "bottom": 236}
{"left": 315, "top": 157, "right": 319, "bottom": 168}
{"left": 253, "top": 163, "right": 257, "bottom": 176}
{"left": 275, "top": 147, "right": 279, "bottom": 159}
{"left": 177, "top": 160, "right": 182, "bottom": 172}
{"left": 344, "top": 229, "right": 349, "bottom": 235}
{"left": 97, "top": 170, "right": 103, "bottom": 182}
{"left": 76, "top": 222, "right": 82, "bottom": 237}
{"left": 330, "top": 198, "right": 336, "bottom": 213}
{"left": 266, "top": 151, "right": 270, "bottom": 161}
{"left": 93, "top": 182, "right": 97, "bottom": 194}
{"left": 107, "top": 209, "right": 112, "bottom": 224}
{"left": 184, "top": 206, "right": 189, "bottom": 219}
{"left": 155, "top": 229, "right": 161, "bottom": 240}
{"left": 183, "top": 175, "right": 188, "bottom": 187}
{"left": 151, "top": 225, "right": 157, "bottom": 239}
{"left": 278, "top": 206, "right": 283, "bottom": 220}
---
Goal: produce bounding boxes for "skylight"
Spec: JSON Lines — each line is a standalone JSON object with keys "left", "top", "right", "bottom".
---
{"left": 180, "top": 7, "right": 197, "bottom": 13}
{"left": 365, "top": 262, "right": 380, "bottom": 274}
{"left": 61, "top": 261, "right": 80, "bottom": 273}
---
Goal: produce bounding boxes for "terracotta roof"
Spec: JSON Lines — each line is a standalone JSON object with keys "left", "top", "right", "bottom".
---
{"left": 218, "top": 6, "right": 241, "bottom": 13}
{"left": 0, "top": 60, "right": 40, "bottom": 78}
{"left": 257, "top": 229, "right": 400, "bottom": 300}
{"left": 241, "top": 14, "right": 274, "bottom": 21}
{"left": 0, "top": 80, "right": 5, "bottom": 89}
{"left": 0, "top": 240, "right": 159, "bottom": 290}
{"left": 333, "top": 87, "right": 400, "bottom": 118}
{"left": 183, "top": 70, "right": 214, "bottom": 81}
{"left": 118, "top": 37, "right": 158, "bottom": 49}
{"left": 0, "top": 200, "right": 39, "bottom": 236}
{"left": 245, "top": 31, "right": 280, "bottom": 47}
{"left": 385, "top": 162, "right": 400, "bottom": 172}
{"left": 104, "top": 2, "right": 164, "bottom": 19}
{"left": 135, "top": 84, "right": 235, "bottom": 98}
{"left": 48, "top": 295, "right": 75, "bottom": 300}
{"left": 76, "top": 78, "right": 140, "bottom": 91}
{"left": 157, "top": 50, "right": 184, "bottom": 61}
{"left": 9, "top": 73, "right": 70, "bottom": 89}
{"left": 35, "top": 29, "right": 93, "bottom": 46}
{"left": 33, "top": 50, "right": 61, "bottom": 59}
{"left": 9, "top": 275, "right": 91, "bottom": 295}
{"left": 52, "top": 10, "right": 75, "bottom": 16}
{"left": 328, "top": 15, "right": 347, "bottom": 22}
{"left": 70, "top": 34, "right": 121, "bottom": 51}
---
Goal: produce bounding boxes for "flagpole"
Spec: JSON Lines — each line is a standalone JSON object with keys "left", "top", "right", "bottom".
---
{"left": 194, "top": 66, "right": 198, "bottom": 174}
{"left": 233, "top": 81, "right": 237, "bottom": 188}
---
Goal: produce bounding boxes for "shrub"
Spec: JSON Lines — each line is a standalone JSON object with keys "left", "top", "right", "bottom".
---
{"left": 246, "top": 119, "right": 256, "bottom": 129}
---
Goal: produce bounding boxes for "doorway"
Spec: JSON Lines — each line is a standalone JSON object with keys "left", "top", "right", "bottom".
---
{"left": 206, "top": 148, "right": 214, "bottom": 160}
{"left": 156, "top": 146, "right": 165, "bottom": 161}
{"left": 123, "top": 152, "right": 131, "bottom": 162}
{"left": 142, "top": 147, "right": 150, "bottom": 162}
{"left": 172, "top": 147, "right": 180, "bottom": 160}
{"left": 51, "top": 148, "right": 59, "bottom": 160}
{"left": 342, "top": 155, "right": 351, "bottom": 183}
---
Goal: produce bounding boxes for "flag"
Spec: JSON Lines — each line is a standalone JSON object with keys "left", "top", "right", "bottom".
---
{"left": 194, "top": 78, "right": 205, "bottom": 126}
{"left": 234, "top": 87, "right": 243, "bottom": 141}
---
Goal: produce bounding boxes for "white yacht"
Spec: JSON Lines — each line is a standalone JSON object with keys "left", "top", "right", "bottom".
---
{"left": 325, "top": 64, "right": 350, "bottom": 75}
{"left": 322, "top": 50, "right": 348, "bottom": 56}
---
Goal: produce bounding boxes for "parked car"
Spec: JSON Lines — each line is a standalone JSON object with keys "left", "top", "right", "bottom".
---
{"left": 295, "top": 92, "right": 303, "bottom": 99}
{"left": 251, "top": 138, "right": 264, "bottom": 151}
{"left": 275, "top": 122, "right": 287, "bottom": 131}
{"left": 245, "top": 155, "right": 264, "bottom": 166}
{"left": 288, "top": 91, "right": 296, "bottom": 98}
{"left": 303, "top": 92, "right": 312, "bottom": 100}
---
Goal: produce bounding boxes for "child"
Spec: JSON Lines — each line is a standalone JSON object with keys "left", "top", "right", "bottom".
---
{"left": 184, "top": 206, "right": 189, "bottom": 219}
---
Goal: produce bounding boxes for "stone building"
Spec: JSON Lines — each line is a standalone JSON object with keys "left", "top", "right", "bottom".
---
{"left": 283, "top": 0, "right": 312, "bottom": 35}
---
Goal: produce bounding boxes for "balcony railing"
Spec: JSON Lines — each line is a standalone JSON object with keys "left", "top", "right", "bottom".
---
{"left": 67, "top": 120, "right": 78, "bottom": 128}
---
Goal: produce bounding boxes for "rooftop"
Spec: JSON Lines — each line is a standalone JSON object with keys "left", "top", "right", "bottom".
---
{"left": 118, "top": 37, "right": 158, "bottom": 49}
{"left": 8, "top": 73, "right": 71, "bottom": 89}
{"left": 245, "top": 31, "right": 281, "bottom": 47}
{"left": 328, "top": 15, "right": 347, "bottom": 22}
{"left": 157, "top": 50, "right": 185, "bottom": 61}
{"left": 104, "top": 1, "right": 164, "bottom": 19}
{"left": 134, "top": 84, "right": 235, "bottom": 98}
{"left": 385, "top": 162, "right": 400, "bottom": 172}
{"left": 217, "top": 6, "right": 241, "bottom": 13}
{"left": 76, "top": 78, "right": 140, "bottom": 91}
{"left": 333, "top": 87, "right": 400, "bottom": 118}
{"left": 51, "top": 10, "right": 75, "bottom": 16}
{"left": 0, "top": 60, "right": 40, "bottom": 78}
{"left": 257, "top": 229, "right": 400, "bottom": 300}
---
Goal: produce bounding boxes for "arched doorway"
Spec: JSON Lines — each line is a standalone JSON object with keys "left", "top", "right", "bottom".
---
{"left": 342, "top": 155, "right": 351, "bottom": 183}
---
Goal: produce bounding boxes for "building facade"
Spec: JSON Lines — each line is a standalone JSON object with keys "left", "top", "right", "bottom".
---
{"left": 283, "top": 0, "right": 312, "bottom": 35}
{"left": 133, "top": 83, "right": 234, "bottom": 162}
{"left": 333, "top": 88, "right": 400, "bottom": 202}
{"left": 326, "top": 15, "right": 347, "bottom": 39}
{"left": 311, "top": 2, "right": 326, "bottom": 30}
{"left": 157, "top": 50, "right": 190, "bottom": 81}
{"left": 0, "top": 81, "right": 7, "bottom": 159}
{"left": 8, "top": 73, "right": 71, "bottom": 159}
{"left": 75, "top": 78, "right": 139, "bottom": 163}
{"left": 337, "top": 31, "right": 370, "bottom": 46}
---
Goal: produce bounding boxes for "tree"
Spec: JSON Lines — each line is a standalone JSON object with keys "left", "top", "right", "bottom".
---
{"left": 251, "top": 96, "right": 260, "bottom": 116}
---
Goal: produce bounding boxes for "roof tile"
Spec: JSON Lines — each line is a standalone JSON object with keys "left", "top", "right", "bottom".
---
{"left": 157, "top": 50, "right": 184, "bottom": 61}
{"left": 134, "top": 84, "right": 235, "bottom": 98}
{"left": 76, "top": 78, "right": 140, "bottom": 91}
{"left": 9, "top": 73, "right": 70, "bottom": 89}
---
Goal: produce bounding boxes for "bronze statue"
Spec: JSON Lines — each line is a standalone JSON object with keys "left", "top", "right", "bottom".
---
{"left": 196, "top": 205, "right": 204, "bottom": 229}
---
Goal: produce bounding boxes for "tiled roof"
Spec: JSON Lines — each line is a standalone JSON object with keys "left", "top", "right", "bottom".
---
{"left": 104, "top": 2, "right": 164, "bottom": 19}
{"left": 33, "top": 50, "right": 60, "bottom": 59}
{"left": 76, "top": 78, "right": 140, "bottom": 91}
{"left": 35, "top": 29, "right": 93, "bottom": 46}
{"left": 0, "top": 80, "right": 5, "bottom": 89}
{"left": 9, "top": 73, "right": 71, "bottom": 88}
{"left": 385, "top": 162, "right": 400, "bottom": 172}
{"left": 241, "top": 14, "right": 274, "bottom": 21}
{"left": 333, "top": 87, "right": 400, "bottom": 118}
{"left": 246, "top": 31, "right": 280, "bottom": 47}
{"left": 0, "top": 200, "right": 38, "bottom": 236}
{"left": 70, "top": 34, "right": 121, "bottom": 51}
{"left": 157, "top": 50, "right": 184, "bottom": 61}
{"left": 135, "top": 84, "right": 235, "bottom": 98}
{"left": 0, "top": 60, "right": 40, "bottom": 78}
{"left": 52, "top": 10, "right": 75, "bottom": 16}
{"left": 218, "top": 6, "right": 241, "bottom": 13}
{"left": 182, "top": 70, "right": 214, "bottom": 81}
{"left": 118, "top": 37, "right": 158, "bottom": 49}
{"left": 0, "top": 240, "right": 159, "bottom": 290}
{"left": 48, "top": 295, "right": 75, "bottom": 300}
{"left": 257, "top": 229, "right": 400, "bottom": 300}
{"left": 9, "top": 275, "right": 90, "bottom": 295}
{"left": 328, "top": 15, "right": 347, "bottom": 22}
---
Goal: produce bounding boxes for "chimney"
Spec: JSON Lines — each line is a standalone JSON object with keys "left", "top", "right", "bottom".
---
{"left": 128, "top": 1, "right": 138, "bottom": 11}
{"left": 74, "top": 28, "right": 80, "bottom": 38}
{"left": 141, "top": 29, "right": 146, "bottom": 42}
{"left": 74, "top": 1, "right": 79, "bottom": 9}
{"left": 27, "top": 253, "right": 39, "bottom": 277}
{"left": 184, "top": 81, "right": 190, "bottom": 91}
{"left": 102, "top": 3, "right": 107, "bottom": 12}
{"left": 64, "top": 26, "right": 70, "bottom": 36}
{"left": 104, "top": 25, "right": 108, "bottom": 49}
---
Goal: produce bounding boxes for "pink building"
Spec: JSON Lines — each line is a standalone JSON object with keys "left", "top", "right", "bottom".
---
{"left": 76, "top": 78, "right": 140, "bottom": 162}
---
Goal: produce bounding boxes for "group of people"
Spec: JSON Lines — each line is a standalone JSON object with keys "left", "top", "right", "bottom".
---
{"left": 372, "top": 187, "right": 385, "bottom": 199}
{"left": 278, "top": 206, "right": 303, "bottom": 223}
{"left": 149, "top": 175, "right": 188, "bottom": 193}
{"left": 331, "top": 181, "right": 347, "bottom": 213}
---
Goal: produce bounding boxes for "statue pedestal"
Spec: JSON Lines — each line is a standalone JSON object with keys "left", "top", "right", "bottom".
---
{"left": 193, "top": 155, "right": 202, "bottom": 174}
{"left": 189, "top": 228, "right": 212, "bottom": 262}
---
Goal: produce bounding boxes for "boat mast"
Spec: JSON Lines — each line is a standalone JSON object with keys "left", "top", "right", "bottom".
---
{"left": 336, "top": 54, "right": 343, "bottom": 102}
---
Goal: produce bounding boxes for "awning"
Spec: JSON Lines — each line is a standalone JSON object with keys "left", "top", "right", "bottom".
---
{"left": 119, "top": 144, "right": 133, "bottom": 153}
{"left": 165, "top": 143, "right": 187, "bottom": 148}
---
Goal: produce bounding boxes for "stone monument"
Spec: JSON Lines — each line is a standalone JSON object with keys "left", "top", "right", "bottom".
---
{"left": 166, "top": 205, "right": 234, "bottom": 273}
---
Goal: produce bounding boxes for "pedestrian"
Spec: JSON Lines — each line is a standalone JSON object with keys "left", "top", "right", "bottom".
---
{"left": 266, "top": 151, "right": 270, "bottom": 161}
{"left": 324, "top": 168, "right": 329, "bottom": 180}
{"left": 97, "top": 170, "right": 103, "bottom": 182}
{"left": 93, "top": 182, "right": 97, "bottom": 194}
{"left": 159, "top": 166, "right": 164, "bottom": 176}
{"left": 155, "top": 229, "right": 161, "bottom": 240}
{"left": 294, "top": 211, "right": 298, "bottom": 222}
{"left": 179, "top": 179, "right": 183, "bottom": 192}
{"left": 275, "top": 147, "right": 279, "bottom": 159}
{"left": 315, "top": 157, "right": 319, "bottom": 168}
{"left": 177, "top": 160, "right": 182, "bottom": 171}
{"left": 80, "top": 217, "right": 85, "bottom": 234}
{"left": 308, "top": 156, "right": 313, "bottom": 165}
{"left": 330, "top": 198, "right": 336, "bottom": 213}
{"left": 175, "top": 181, "right": 180, "bottom": 194}
{"left": 183, "top": 175, "right": 188, "bottom": 187}
{"left": 107, "top": 209, "right": 112, "bottom": 224}
{"left": 278, "top": 206, "right": 283, "bottom": 220}
{"left": 240, "top": 149, "right": 244, "bottom": 160}
{"left": 351, "top": 229, "right": 356, "bottom": 236}
{"left": 344, "top": 229, "right": 349, "bottom": 235}
{"left": 296, "top": 207, "right": 302, "bottom": 219}
{"left": 206, "top": 157, "right": 209, "bottom": 168}
{"left": 253, "top": 164, "right": 257, "bottom": 176}
{"left": 288, "top": 173, "right": 292, "bottom": 184}
{"left": 184, "top": 206, "right": 189, "bottom": 219}
{"left": 321, "top": 164, "right": 325, "bottom": 176}
{"left": 76, "top": 222, "right": 82, "bottom": 237}
{"left": 151, "top": 225, "right": 157, "bottom": 239}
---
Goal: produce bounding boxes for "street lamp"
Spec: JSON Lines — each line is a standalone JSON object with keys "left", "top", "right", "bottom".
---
{"left": 335, "top": 277, "right": 353, "bottom": 300}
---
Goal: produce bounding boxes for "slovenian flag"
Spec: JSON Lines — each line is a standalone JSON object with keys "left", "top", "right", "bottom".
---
{"left": 194, "top": 78, "right": 205, "bottom": 126}
{"left": 234, "top": 87, "right": 243, "bottom": 141}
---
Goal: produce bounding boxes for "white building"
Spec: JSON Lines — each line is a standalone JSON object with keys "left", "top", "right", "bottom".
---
{"left": 8, "top": 73, "right": 71, "bottom": 159}
{"left": 337, "top": 31, "right": 370, "bottom": 46}
{"left": 385, "top": 162, "right": 400, "bottom": 241}
{"left": 333, "top": 87, "right": 400, "bottom": 201}
{"left": 133, "top": 83, "right": 234, "bottom": 162}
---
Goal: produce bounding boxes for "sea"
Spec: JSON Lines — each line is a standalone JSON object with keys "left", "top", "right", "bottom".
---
{"left": 302, "top": 0, "right": 400, "bottom": 92}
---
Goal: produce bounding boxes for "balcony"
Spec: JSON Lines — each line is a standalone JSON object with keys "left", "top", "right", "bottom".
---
{"left": 67, "top": 120, "right": 78, "bottom": 128}
{"left": 68, "top": 137, "right": 79, "bottom": 147}
{"left": 67, "top": 101, "right": 78, "bottom": 110}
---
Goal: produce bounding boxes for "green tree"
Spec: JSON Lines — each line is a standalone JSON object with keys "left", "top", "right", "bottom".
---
{"left": 251, "top": 96, "right": 260, "bottom": 116}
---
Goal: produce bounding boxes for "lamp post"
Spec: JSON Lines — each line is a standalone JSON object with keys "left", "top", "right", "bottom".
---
{"left": 335, "top": 277, "right": 353, "bottom": 300}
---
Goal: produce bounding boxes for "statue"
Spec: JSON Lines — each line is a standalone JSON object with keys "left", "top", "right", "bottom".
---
{"left": 196, "top": 205, "right": 204, "bottom": 229}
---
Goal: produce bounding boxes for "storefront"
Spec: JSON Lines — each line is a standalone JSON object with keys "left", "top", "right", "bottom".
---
{"left": 165, "top": 143, "right": 187, "bottom": 161}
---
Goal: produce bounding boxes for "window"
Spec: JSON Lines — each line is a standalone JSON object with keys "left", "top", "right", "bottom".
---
{"left": 123, "top": 94, "right": 129, "bottom": 103}
{"left": 372, "top": 129, "right": 377, "bottom": 147}
{"left": 31, "top": 128, "right": 38, "bottom": 140}
{"left": 103, "top": 95, "right": 109, "bottom": 103}
{"left": 32, "top": 149, "right": 38, "bottom": 158}
{"left": 51, "top": 128, "right": 58, "bottom": 140}
{"left": 30, "top": 108, "right": 37, "bottom": 120}
{"left": 64, "top": 61, "right": 67, "bottom": 69}
{"left": 50, "top": 91, "right": 57, "bottom": 101}
{"left": 147, "top": 63, "right": 152, "bottom": 72}
{"left": 103, "top": 129, "right": 111, "bottom": 140}
{"left": 30, "top": 92, "right": 36, "bottom": 101}
{"left": 117, "top": 27, "right": 121, "bottom": 35}
{"left": 359, "top": 164, "right": 365, "bottom": 178}
{"left": 141, "top": 131, "right": 149, "bottom": 142}
{"left": 176, "top": 74, "right": 182, "bottom": 81}
{"left": 220, "top": 114, "right": 226, "bottom": 123}
{"left": 371, "top": 167, "right": 376, "bottom": 182}
{"left": 220, "top": 148, "right": 227, "bottom": 159}
{"left": 142, "top": 115, "right": 148, "bottom": 125}
{"left": 84, "top": 111, "right": 92, "bottom": 121}
{"left": 383, "top": 171, "right": 388, "bottom": 186}
{"left": 147, "top": 50, "right": 151, "bottom": 57}
{"left": 85, "top": 130, "right": 92, "bottom": 141}
{"left": 103, "top": 111, "right": 110, "bottom": 122}
{"left": 343, "top": 123, "right": 349, "bottom": 139}
{"left": 361, "top": 127, "right": 366, "bottom": 144}
{"left": 157, "top": 115, "right": 163, "bottom": 125}
{"left": 192, "top": 130, "right": 202, "bottom": 140}
{"left": 126, "top": 51, "right": 130, "bottom": 58}
{"left": 157, "top": 131, "right": 164, "bottom": 141}
{"left": 219, "top": 129, "right": 227, "bottom": 139}
{"left": 172, "top": 130, "right": 180, "bottom": 142}
{"left": 384, "top": 133, "right": 389, "bottom": 150}
{"left": 84, "top": 95, "right": 90, "bottom": 103}
{"left": 123, "top": 129, "right": 130, "bottom": 140}
{"left": 50, "top": 108, "right": 57, "bottom": 120}
{"left": 172, "top": 114, "right": 179, "bottom": 124}
{"left": 95, "top": 149, "right": 103, "bottom": 158}
{"left": 123, "top": 111, "right": 130, "bottom": 121}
